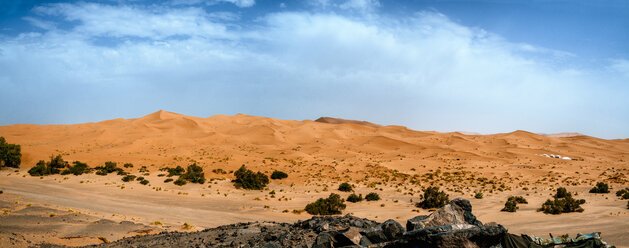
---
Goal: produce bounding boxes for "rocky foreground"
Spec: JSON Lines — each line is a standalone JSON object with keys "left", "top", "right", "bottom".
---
{"left": 38, "top": 198, "right": 612, "bottom": 248}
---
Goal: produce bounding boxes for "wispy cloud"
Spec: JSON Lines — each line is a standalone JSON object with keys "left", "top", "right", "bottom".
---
{"left": 0, "top": 2, "right": 627, "bottom": 138}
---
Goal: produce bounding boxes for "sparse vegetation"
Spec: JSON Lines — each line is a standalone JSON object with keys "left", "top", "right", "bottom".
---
{"left": 539, "top": 188, "right": 586, "bottom": 214}
{"left": 28, "top": 155, "right": 68, "bottom": 176}
{"left": 502, "top": 199, "right": 518, "bottom": 212}
{"left": 164, "top": 178, "right": 174, "bottom": 183}
{"left": 304, "top": 193, "right": 346, "bottom": 215}
{"left": 123, "top": 163, "right": 134, "bottom": 168}
{"left": 95, "top": 161, "right": 124, "bottom": 176}
{"left": 61, "top": 161, "right": 91, "bottom": 175}
{"left": 615, "top": 188, "right": 629, "bottom": 199}
{"left": 365, "top": 192, "right": 380, "bottom": 201}
{"left": 166, "top": 166, "right": 185, "bottom": 177}
{"left": 122, "top": 175, "right": 137, "bottom": 182}
{"left": 212, "top": 168, "right": 227, "bottom": 174}
{"left": 140, "top": 179, "right": 149, "bottom": 185}
{"left": 270, "top": 170, "right": 288, "bottom": 180}
{"left": 474, "top": 192, "right": 483, "bottom": 199}
{"left": 233, "top": 165, "right": 269, "bottom": 190}
{"left": 174, "top": 178, "right": 187, "bottom": 186}
{"left": 501, "top": 196, "right": 526, "bottom": 212}
{"left": 589, "top": 182, "right": 610, "bottom": 193}
{"left": 416, "top": 186, "right": 449, "bottom": 209}
{"left": 179, "top": 164, "right": 205, "bottom": 184}
{"left": 338, "top": 182, "right": 353, "bottom": 192}
{"left": 347, "top": 193, "right": 363, "bottom": 203}
{"left": 0, "top": 137, "right": 21, "bottom": 168}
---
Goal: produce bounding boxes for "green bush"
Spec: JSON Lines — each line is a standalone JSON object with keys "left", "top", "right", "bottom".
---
{"left": 95, "top": 161, "right": 121, "bottom": 175}
{"left": 179, "top": 163, "right": 205, "bottom": 184}
{"left": 347, "top": 193, "right": 363, "bottom": 203}
{"left": 174, "top": 178, "right": 187, "bottom": 186}
{"left": 305, "top": 193, "right": 346, "bottom": 215}
{"left": 28, "top": 155, "right": 68, "bottom": 176}
{"left": 136, "top": 177, "right": 144, "bottom": 181}
{"left": 502, "top": 199, "right": 518, "bottom": 212}
{"left": 0, "top": 190, "right": 3, "bottom": 194}
{"left": 164, "top": 178, "right": 174, "bottom": 183}
{"left": 338, "top": 182, "right": 353, "bottom": 192}
{"left": 555, "top": 187, "right": 569, "bottom": 198}
{"left": 416, "top": 187, "right": 449, "bottom": 209}
{"left": 270, "top": 170, "right": 288, "bottom": 180}
{"left": 122, "top": 175, "right": 137, "bottom": 182}
{"left": 212, "top": 168, "right": 227, "bottom": 174}
{"left": 615, "top": 188, "right": 629, "bottom": 199}
{"left": 0, "top": 137, "right": 21, "bottom": 168}
{"left": 365, "top": 192, "right": 380, "bottom": 201}
{"left": 474, "top": 193, "right": 483, "bottom": 199}
{"left": 166, "top": 166, "right": 185, "bottom": 177}
{"left": 508, "top": 196, "right": 528, "bottom": 204}
{"left": 233, "top": 165, "right": 269, "bottom": 190}
{"left": 140, "top": 179, "right": 149, "bottom": 185}
{"left": 539, "top": 188, "right": 585, "bottom": 214}
{"left": 123, "top": 163, "right": 133, "bottom": 168}
{"left": 28, "top": 160, "right": 48, "bottom": 176}
{"left": 61, "top": 161, "right": 91, "bottom": 176}
{"left": 589, "top": 182, "right": 609, "bottom": 193}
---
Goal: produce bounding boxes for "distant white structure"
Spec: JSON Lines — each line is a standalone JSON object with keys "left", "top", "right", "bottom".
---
{"left": 562, "top": 157, "right": 571, "bottom": 160}
{"left": 539, "top": 154, "right": 573, "bottom": 160}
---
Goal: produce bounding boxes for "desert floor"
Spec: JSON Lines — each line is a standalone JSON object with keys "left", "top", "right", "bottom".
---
{"left": 0, "top": 111, "right": 628, "bottom": 247}
{"left": 1, "top": 170, "right": 627, "bottom": 247}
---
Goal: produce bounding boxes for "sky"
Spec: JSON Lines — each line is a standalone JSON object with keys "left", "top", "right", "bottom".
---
{"left": 0, "top": 0, "right": 628, "bottom": 139}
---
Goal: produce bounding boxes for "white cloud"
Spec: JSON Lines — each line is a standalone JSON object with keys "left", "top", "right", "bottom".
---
{"left": 218, "top": 0, "right": 255, "bottom": 8}
{"left": 0, "top": 3, "right": 627, "bottom": 138}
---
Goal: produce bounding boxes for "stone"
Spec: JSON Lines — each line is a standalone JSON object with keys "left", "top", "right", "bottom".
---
{"left": 381, "top": 219, "right": 405, "bottom": 240}
{"left": 407, "top": 198, "right": 482, "bottom": 231}
{"left": 333, "top": 227, "right": 363, "bottom": 246}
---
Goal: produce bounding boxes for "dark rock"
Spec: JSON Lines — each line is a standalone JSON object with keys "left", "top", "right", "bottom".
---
{"left": 333, "top": 227, "right": 363, "bottom": 246}
{"left": 312, "top": 232, "right": 336, "bottom": 248}
{"left": 381, "top": 219, "right": 405, "bottom": 240}
{"left": 361, "top": 225, "right": 388, "bottom": 244}
{"left": 407, "top": 198, "right": 482, "bottom": 231}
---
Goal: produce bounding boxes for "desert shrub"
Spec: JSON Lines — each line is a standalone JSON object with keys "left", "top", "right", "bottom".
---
{"left": 123, "top": 163, "right": 133, "bottom": 168}
{"left": 416, "top": 187, "right": 449, "bottom": 209}
{"left": 164, "top": 178, "right": 174, "bottom": 183}
{"left": 233, "top": 165, "right": 269, "bottom": 190}
{"left": 0, "top": 137, "right": 21, "bottom": 168}
{"left": 174, "top": 178, "right": 187, "bottom": 186}
{"left": 28, "top": 160, "right": 48, "bottom": 176}
{"left": 179, "top": 163, "right": 205, "bottom": 184}
{"left": 61, "top": 161, "right": 91, "bottom": 176}
{"left": 347, "top": 193, "right": 363, "bottom": 203}
{"left": 138, "top": 166, "right": 149, "bottom": 173}
{"left": 589, "top": 182, "right": 609, "bottom": 193}
{"left": 122, "top": 175, "right": 137, "bottom": 182}
{"left": 615, "top": 188, "right": 629, "bottom": 199}
{"left": 140, "top": 179, "right": 149, "bottom": 185}
{"left": 474, "top": 192, "right": 483, "bottom": 199}
{"left": 0, "top": 190, "right": 3, "bottom": 194}
{"left": 502, "top": 199, "right": 518, "bottom": 212}
{"left": 365, "top": 192, "right": 380, "bottom": 201}
{"left": 627, "top": 201, "right": 629, "bottom": 210}
{"left": 270, "top": 170, "right": 288, "bottom": 180}
{"left": 555, "top": 187, "right": 569, "bottom": 198}
{"left": 539, "top": 188, "right": 585, "bottom": 214}
{"left": 338, "top": 182, "right": 353, "bottom": 192}
{"left": 136, "top": 176, "right": 144, "bottom": 181}
{"left": 28, "top": 155, "right": 68, "bottom": 176}
{"left": 304, "top": 193, "right": 346, "bottom": 215}
{"left": 508, "top": 196, "right": 528, "bottom": 204}
{"left": 167, "top": 166, "right": 185, "bottom": 177}
{"left": 95, "top": 161, "right": 121, "bottom": 175}
{"left": 212, "top": 168, "right": 227, "bottom": 174}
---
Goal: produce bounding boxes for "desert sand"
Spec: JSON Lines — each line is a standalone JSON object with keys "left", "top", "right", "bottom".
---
{"left": 1, "top": 110, "right": 628, "bottom": 247}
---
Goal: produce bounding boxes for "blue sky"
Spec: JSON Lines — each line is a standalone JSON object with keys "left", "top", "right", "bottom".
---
{"left": 0, "top": 0, "right": 628, "bottom": 139}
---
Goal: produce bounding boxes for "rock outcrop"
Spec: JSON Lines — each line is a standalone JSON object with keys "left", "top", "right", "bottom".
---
{"left": 40, "top": 198, "right": 610, "bottom": 248}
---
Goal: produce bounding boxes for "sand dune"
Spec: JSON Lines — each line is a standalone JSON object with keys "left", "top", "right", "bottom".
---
{"left": 1, "top": 110, "right": 628, "bottom": 247}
